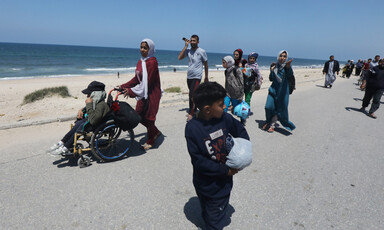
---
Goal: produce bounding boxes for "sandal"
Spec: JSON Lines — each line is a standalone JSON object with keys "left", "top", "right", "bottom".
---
{"left": 267, "top": 126, "right": 275, "bottom": 133}
{"left": 262, "top": 123, "right": 269, "bottom": 130}
{"left": 142, "top": 143, "right": 152, "bottom": 150}
{"left": 142, "top": 131, "right": 162, "bottom": 150}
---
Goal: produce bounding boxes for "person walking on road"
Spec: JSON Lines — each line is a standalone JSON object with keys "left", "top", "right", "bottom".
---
{"left": 370, "top": 55, "right": 380, "bottom": 70}
{"left": 360, "top": 59, "right": 384, "bottom": 119}
{"left": 120, "top": 38, "right": 162, "bottom": 150}
{"left": 263, "top": 50, "right": 296, "bottom": 133}
{"left": 322, "top": 55, "right": 340, "bottom": 88}
{"left": 185, "top": 82, "right": 249, "bottom": 230}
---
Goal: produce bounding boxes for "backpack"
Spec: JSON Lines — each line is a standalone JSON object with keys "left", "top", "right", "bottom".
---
{"left": 288, "top": 74, "right": 296, "bottom": 94}
{"left": 107, "top": 95, "right": 141, "bottom": 131}
{"left": 242, "top": 67, "right": 261, "bottom": 93}
{"left": 112, "top": 101, "right": 141, "bottom": 130}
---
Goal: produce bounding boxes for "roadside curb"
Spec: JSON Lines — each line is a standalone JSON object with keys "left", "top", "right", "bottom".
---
{"left": 0, "top": 116, "right": 75, "bottom": 130}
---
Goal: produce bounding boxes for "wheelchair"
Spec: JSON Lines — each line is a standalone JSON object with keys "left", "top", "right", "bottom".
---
{"left": 69, "top": 89, "right": 135, "bottom": 168}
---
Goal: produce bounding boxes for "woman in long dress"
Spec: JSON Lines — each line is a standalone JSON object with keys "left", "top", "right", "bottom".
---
{"left": 263, "top": 50, "right": 296, "bottom": 133}
{"left": 120, "top": 39, "right": 162, "bottom": 150}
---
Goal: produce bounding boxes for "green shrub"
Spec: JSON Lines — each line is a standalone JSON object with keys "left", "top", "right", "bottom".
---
{"left": 23, "top": 86, "right": 71, "bottom": 104}
{"left": 164, "top": 86, "right": 181, "bottom": 93}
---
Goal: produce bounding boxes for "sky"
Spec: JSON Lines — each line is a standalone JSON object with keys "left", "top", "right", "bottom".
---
{"left": 0, "top": 0, "right": 383, "bottom": 61}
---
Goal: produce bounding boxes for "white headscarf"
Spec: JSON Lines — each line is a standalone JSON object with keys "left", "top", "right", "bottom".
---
{"left": 131, "top": 38, "right": 155, "bottom": 100}
{"left": 273, "top": 50, "right": 288, "bottom": 83}
{"left": 223, "top": 56, "right": 235, "bottom": 70}
{"left": 141, "top": 38, "right": 155, "bottom": 61}
{"left": 90, "top": 90, "right": 106, "bottom": 110}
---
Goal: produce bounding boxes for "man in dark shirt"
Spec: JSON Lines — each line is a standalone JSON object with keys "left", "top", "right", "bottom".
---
{"left": 360, "top": 59, "right": 384, "bottom": 118}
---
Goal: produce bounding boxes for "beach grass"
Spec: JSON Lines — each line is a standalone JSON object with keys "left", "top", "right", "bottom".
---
{"left": 164, "top": 86, "right": 181, "bottom": 93}
{"left": 22, "top": 86, "right": 71, "bottom": 105}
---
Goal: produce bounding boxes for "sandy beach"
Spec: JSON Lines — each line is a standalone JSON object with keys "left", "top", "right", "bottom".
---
{"left": 0, "top": 68, "right": 324, "bottom": 129}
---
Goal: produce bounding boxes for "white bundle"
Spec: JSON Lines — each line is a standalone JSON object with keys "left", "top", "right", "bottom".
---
{"left": 225, "top": 137, "right": 252, "bottom": 170}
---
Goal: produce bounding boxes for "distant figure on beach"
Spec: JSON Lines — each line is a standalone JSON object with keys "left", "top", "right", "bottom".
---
{"left": 178, "top": 34, "right": 208, "bottom": 121}
{"left": 173, "top": 67, "right": 176, "bottom": 72}
{"left": 322, "top": 55, "right": 340, "bottom": 88}
{"left": 360, "top": 58, "right": 384, "bottom": 119}
{"left": 363, "top": 59, "right": 372, "bottom": 75}
{"left": 233, "top": 49, "right": 247, "bottom": 67}
{"left": 263, "top": 50, "right": 296, "bottom": 133}
{"left": 362, "top": 59, "right": 371, "bottom": 75}
{"left": 370, "top": 55, "right": 380, "bottom": 71}
{"left": 117, "top": 72, "right": 120, "bottom": 78}
{"left": 355, "top": 59, "right": 363, "bottom": 76}
{"left": 346, "top": 60, "right": 354, "bottom": 79}
{"left": 49, "top": 81, "right": 110, "bottom": 155}
{"left": 360, "top": 58, "right": 372, "bottom": 90}
{"left": 119, "top": 38, "right": 162, "bottom": 150}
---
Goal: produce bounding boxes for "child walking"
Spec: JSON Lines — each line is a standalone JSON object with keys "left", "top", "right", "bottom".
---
{"left": 185, "top": 82, "right": 249, "bottom": 229}
{"left": 222, "top": 56, "right": 246, "bottom": 124}
{"left": 243, "top": 52, "right": 262, "bottom": 114}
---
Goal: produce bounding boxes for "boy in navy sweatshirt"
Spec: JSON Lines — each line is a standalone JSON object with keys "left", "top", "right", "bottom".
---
{"left": 185, "top": 82, "right": 249, "bottom": 230}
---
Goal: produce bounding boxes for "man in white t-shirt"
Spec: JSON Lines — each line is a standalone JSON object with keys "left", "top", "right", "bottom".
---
{"left": 178, "top": 34, "right": 208, "bottom": 121}
{"left": 370, "top": 55, "right": 381, "bottom": 73}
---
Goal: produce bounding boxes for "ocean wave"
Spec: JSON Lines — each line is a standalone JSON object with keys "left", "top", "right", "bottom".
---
{"left": 158, "top": 65, "right": 189, "bottom": 69}
{"left": 0, "top": 74, "right": 84, "bottom": 80}
{"left": 209, "top": 68, "right": 225, "bottom": 71}
{"left": 0, "top": 67, "right": 23, "bottom": 73}
{"left": 294, "top": 64, "right": 323, "bottom": 69}
{"left": 85, "top": 67, "right": 136, "bottom": 72}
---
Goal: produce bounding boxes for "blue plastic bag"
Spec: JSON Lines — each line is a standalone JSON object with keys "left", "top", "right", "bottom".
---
{"left": 233, "top": 101, "right": 250, "bottom": 120}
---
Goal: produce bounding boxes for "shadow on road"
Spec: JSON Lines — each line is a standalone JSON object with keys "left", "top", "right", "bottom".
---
{"left": 354, "top": 97, "right": 384, "bottom": 105}
{"left": 184, "top": 196, "right": 235, "bottom": 229}
{"left": 255, "top": 119, "right": 266, "bottom": 130}
{"left": 345, "top": 106, "right": 365, "bottom": 114}
{"left": 53, "top": 156, "right": 79, "bottom": 168}
{"left": 345, "top": 106, "right": 380, "bottom": 119}
{"left": 254, "top": 120, "right": 292, "bottom": 136}
{"left": 353, "top": 98, "right": 362, "bottom": 102}
{"left": 315, "top": 84, "right": 329, "bottom": 89}
{"left": 178, "top": 107, "right": 189, "bottom": 112}
{"left": 274, "top": 126, "right": 293, "bottom": 136}
{"left": 52, "top": 132, "right": 158, "bottom": 168}
{"left": 136, "top": 131, "right": 166, "bottom": 151}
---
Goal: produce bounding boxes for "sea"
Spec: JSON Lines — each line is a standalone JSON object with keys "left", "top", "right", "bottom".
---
{"left": 0, "top": 42, "right": 332, "bottom": 80}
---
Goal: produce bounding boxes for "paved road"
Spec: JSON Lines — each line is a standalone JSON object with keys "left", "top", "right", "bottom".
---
{"left": 1, "top": 77, "right": 383, "bottom": 229}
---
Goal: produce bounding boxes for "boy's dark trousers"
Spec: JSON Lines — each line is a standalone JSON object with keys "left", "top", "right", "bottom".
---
{"left": 197, "top": 192, "right": 230, "bottom": 230}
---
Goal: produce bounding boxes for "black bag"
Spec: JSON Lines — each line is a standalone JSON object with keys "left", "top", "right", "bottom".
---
{"left": 288, "top": 74, "right": 296, "bottom": 94}
{"left": 242, "top": 68, "right": 260, "bottom": 93}
{"left": 110, "top": 100, "right": 141, "bottom": 131}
